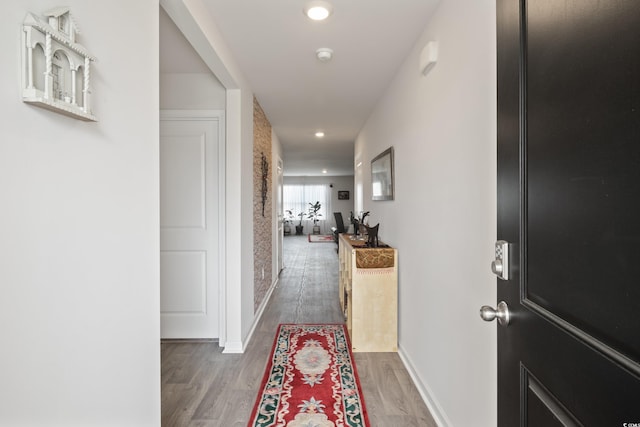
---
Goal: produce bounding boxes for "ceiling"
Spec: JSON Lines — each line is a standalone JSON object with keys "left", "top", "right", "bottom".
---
{"left": 160, "top": 0, "right": 440, "bottom": 176}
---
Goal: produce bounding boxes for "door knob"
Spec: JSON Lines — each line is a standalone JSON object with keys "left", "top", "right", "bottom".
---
{"left": 480, "top": 301, "right": 510, "bottom": 326}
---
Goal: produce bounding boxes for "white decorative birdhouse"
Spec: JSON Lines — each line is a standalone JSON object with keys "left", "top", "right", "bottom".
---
{"left": 22, "top": 7, "right": 97, "bottom": 121}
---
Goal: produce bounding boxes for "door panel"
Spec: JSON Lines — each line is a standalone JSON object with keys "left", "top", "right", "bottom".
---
{"left": 496, "top": 0, "right": 640, "bottom": 425}
{"left": 523, "top": 369, "right": 579, "bottom": 427}
{"left": 160, "top": 251, "right": 206, "bottom": 313}
{"left": 160, "top": 135, "right": 206, "bottom": 229}
{"left": 526, "top": 0, "right": 640, "bottom": 363}
{"left": 160, "top": 116, "right": 220, "bottom": 339}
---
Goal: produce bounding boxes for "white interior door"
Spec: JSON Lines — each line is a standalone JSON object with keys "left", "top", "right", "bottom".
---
{"left": 160, "top": 112, "right": 222, "bottom": 339}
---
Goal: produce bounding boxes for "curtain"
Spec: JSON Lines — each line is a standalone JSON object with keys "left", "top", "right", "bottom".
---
{"left": 283, "top": 184, "right": 332, "bottom": 232}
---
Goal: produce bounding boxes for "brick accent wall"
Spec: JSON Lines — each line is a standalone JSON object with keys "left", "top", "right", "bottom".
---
{"left": 253, "top": 97, "right": 272, "bottom": 311}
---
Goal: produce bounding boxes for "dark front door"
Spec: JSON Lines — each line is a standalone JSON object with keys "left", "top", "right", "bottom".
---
{"left": 495, "top": 0, "right": 640, "bottom": 425}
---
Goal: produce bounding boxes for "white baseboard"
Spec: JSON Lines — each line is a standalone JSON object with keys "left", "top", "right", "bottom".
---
{"left": 397, "top": 344, "right": 453, "bottom": 427}
{"left": 223, "top": 276, "right": 279, "bottom": 354}
{"left": 221, "top": 340, "right": 243, "bottom": 354}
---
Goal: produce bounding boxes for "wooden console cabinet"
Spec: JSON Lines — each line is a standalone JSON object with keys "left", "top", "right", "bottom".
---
{"left": 338, "top": 233, "right": 397, "bottom": 352}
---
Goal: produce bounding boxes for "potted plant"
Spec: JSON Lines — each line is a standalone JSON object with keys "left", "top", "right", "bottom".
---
{"left": 283, "top": 209, "right": 294, "bottom": 235}
{"left": 295, "top": 211, "right": 305, "bottom": 235}
{"left": 307, "top": 201, "right": 322, "bottom": 235}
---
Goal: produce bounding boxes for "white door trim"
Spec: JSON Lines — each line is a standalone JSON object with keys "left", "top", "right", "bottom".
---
{"left": 159, "top": 109, "right": 226, "bottom": 341}
{"left": 275, "top": 156, "right": 283, "bottom": 275}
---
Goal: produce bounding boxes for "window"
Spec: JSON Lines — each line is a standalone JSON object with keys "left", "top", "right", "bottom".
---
{"left": 283, "top": 184, "right": 330, "bottom": 224}
{"left": 52, "top": 51, "right": 71, "bottom": 101}
{"left": 59, "top": 14, "right": 67, "bottom": 33}
{"left": 52, "top": 63, "right": 61, "bottom": 99}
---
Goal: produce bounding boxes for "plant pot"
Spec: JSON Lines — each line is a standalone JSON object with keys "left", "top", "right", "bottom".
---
{"left": 295, "top": 225, "right": 304, "bottom": 235}
{"left": 312, "top": 225, "right": 320, "bottom": 235}
{"left": 283, "top": 224, "right": 291, "bottom": 235}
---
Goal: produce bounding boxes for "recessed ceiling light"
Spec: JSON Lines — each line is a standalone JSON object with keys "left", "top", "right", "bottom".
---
{"left": 322, "top": 169, "right": 328, "bottom": 174}
{"left": 304, "top": 1, "right": 333, "bottom": 21}
{"left": 315, "top": 131, "right": 325, "bottom": 138}
{"left": 316, "top": 48, "right": 333, "bottom": 62}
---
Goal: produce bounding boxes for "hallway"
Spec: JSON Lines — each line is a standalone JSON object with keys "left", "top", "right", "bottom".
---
{"left": 162, "top": 235, "right": 437, "bottom": 426}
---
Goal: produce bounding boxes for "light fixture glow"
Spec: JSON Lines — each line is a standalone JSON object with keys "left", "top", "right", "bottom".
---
{"left": 315, "top": 48, "right": 333, "bottom": 62}
{"left": 308, "top": 6, "right": 329, "bottom": 20}
{"left": 322, "top": 169, "right": 328, "bottom": 174}
{"left": 304, "top": 1, "right": 333, "bottom": 21}
{"left": 315, "top": 131, "right": 325, "bottom": 138}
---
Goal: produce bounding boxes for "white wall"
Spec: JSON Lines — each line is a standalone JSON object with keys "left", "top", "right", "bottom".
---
{"left": 160, "top": 73, "right": 225, "bottom": 109}
{"left": 159, "top": 6, "right": 225, "bottom": 110}
{"left": 354, "top": 1, "right": 497, "bottom": 425}
{"left": 0, "top": 1, "right": 160, "bottom": 425}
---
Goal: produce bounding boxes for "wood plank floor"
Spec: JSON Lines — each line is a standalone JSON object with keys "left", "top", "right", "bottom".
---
{"left": 161, "top": 235, "right": 437, "bottom": 426}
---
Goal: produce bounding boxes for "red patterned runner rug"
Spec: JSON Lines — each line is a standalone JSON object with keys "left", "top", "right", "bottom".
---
{"left": 248, "top": 324, "right": 369, "bottom": 427}
{"left": 308, "top": 234, "right": 335, "bottom": 243}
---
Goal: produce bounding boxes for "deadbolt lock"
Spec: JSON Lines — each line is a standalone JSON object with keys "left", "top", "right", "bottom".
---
{"left": 491, "top": 240, "right": 510, "bottom": 280}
